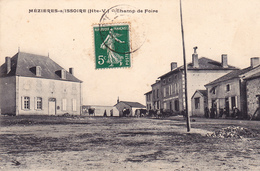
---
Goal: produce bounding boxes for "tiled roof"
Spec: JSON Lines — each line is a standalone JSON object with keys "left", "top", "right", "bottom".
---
{"left": 244, "top": 71, "right": 260, "bottom": 80}
{"left": 205, "top": 66, "right": 254, "bottom": 86}
{"left": 191, "top": 89, "right": 207, "bottom": 99}
{"left": 144, "top": 90, "right": 152, "bottom": 95}
{"left": 197, "top": 90, "right": 207, "bottom": 97}
{"left": 119, "top": 101, "right": 146, "bottom": 108}
{"left": 159, "top": 57, "right": 238, "bottom": 78}
{"left": 0, "top": 52, "right": 82, "bottom": 82}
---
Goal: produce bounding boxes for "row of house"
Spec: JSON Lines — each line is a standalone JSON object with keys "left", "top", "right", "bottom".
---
{"left": 145, "top": 48, "right": 260, "bottom": 119}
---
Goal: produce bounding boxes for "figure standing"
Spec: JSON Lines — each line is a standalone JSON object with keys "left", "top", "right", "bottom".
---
{"left": 100, "top": 28, "right": 125, "bottom": 67}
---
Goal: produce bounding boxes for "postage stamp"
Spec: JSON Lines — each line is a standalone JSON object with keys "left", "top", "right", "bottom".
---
{"left": 93, "top": 24, "right": 131, "bottom": 69}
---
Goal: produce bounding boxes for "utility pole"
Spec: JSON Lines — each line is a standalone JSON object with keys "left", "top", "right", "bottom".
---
{"left": 180, "top": 0, "right": 191, "bottom": 132}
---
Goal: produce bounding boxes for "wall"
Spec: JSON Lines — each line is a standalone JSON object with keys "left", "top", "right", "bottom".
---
{"left": 0, "top": 76, "right": 16, "bottom": 114}
{"left": 17, "top": 76, "right": 81, "bottom": 115}
{"left": 151, "top": 81, "right": 162, "bottom": 110}
{"left": 160, "top": 71, "right": 183, "bottom": 112}
{"left": 115, "top": 102, "right": 131, "bottom": 116}
{"left": 246, "top": 77, "right": 260, "bottom": 117}
{"left": 206, "top": 78, "right": 241, "bottom": 114}
{"left": 187, "top": 70, "right": 234, "bottom": 113}
{"left": 191, "top": 92, "right": 205, "bottom": 116}
{"left": 145, "top": 92, "right": 152, "bottom": 110}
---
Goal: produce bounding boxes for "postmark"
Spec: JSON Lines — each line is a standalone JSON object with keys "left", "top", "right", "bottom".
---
{"left": 94, "top": 24, "right": 131, "bottom": 69}
{"left": 94, "top": 5, "right": 147, "bottom": 69}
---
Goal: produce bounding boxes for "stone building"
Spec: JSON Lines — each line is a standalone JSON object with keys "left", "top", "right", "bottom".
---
{"left": 245, "top": 72, "right": 260, "bottom": 119}
{"left": 0, "top": 52, "right": 82, "bottom": 115}
{"left": 205, "top": 57, "right": 260, "bottom": 118}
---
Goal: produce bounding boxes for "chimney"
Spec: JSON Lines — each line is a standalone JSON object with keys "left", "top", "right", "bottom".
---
{"left": 171, "top": 62, "right": 177, "bottom": 70}
{"left": 5, "top": 57, "right": 11, "bottom": 74}
{"left": 117, "top": 97, "right": 119, "bottom": 104}
{"left": 69, "top": 67, "right": 74, "bottom": 75}
{"left": 251, "top": 57, "right": 260, "bottom": 68}
{"left": 192, "top": 46, "right": 199, "bottom": 68}
{"left": 221, "top": 54, "right": 228, "bottom": 68}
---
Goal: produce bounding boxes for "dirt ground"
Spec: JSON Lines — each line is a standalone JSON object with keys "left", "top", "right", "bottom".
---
{"left": 0, "top": 115, "right": 259, "bottom": 171}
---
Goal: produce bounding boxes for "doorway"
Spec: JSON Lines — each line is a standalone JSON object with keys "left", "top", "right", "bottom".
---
{"left": 48, "top": 98, "right": 56, "bottom": 115}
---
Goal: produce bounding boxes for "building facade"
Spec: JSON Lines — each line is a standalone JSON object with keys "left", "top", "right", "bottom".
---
{"left": 191, "top": 90, "right": 207, "bottom": 117}
{"left": 151, "top": 80, "right": 162, "bottom": 110}
{"left": 245, "top": 72, "right": 260, "bottom": 119}
{"left": 205, "top": 57, "right": 260, "bottom": 118}
{"left": 0, "top": 52, "right": 82, "bottom": 115}
{"left": 156, "top": 49, "right": 238, "bottom": 114}
{"left": 114, "top": 101, "right": 146, "bottom": 117}
{"left": 144, "top": 90, "right": 152, "bottom": 110}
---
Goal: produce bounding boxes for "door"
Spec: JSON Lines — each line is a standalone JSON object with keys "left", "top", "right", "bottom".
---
{"left": 48, "top": 98, "right": 56, "bottom": 115}
{"left": 225, "top": 98, "right": 229, "bottom": 117}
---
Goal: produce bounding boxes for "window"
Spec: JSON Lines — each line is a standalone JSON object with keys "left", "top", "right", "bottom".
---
{"left": 156, "top": 89, "right": 159, "bottom": 98}
{"left": 152, "top": 90, "right": 155, "bottom": 99}
{"left": 195, "top": 97, "right": 200, "bottom": 109}
{"left": 36, "top": 66, "right": 41, "bottom": 76}
{"left": 62, "top": 99, "right": 67, "bottom": 111}
{"left": 163, "top": 79, "right": 166, "bottom": 85}
{"left": 72, "top": 99, "right": 77, "bottom": 111}
{"left": 24, "top": 96, "right": 30, "bottom": 109}
{"left": 210, "top": 87, "right": 216, "bottom": 94}
{"left": 36, "top": 97, "right": 42, "bottom": 110}
{"left": 163, "top": 88, "right": 166, "bottom": 97}
{"left": 61, "top": 69, "right": 66, "bottom": 79}
{"left": 226, "top": 84, "right": 231, "bottom": 92}
{"left": 166, "top": 87, "right": 169, "bottom": 97}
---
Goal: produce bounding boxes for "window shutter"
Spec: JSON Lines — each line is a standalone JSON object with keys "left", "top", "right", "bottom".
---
{"left": 21, "top": 97, "right": 24, "bottom": 110}
{"left": 34, "top": 97, "right": 37, "bottom": 110}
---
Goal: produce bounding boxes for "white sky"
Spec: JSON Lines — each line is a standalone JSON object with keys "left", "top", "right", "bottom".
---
{"left": 1, "top": 0, "right": 260, "bottom": 106}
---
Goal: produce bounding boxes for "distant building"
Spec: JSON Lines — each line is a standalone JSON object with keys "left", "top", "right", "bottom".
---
{"left": 156, "top": 48, "right": 238, "bottom": 114}
{"left": 0, "top": 52, "right": 82, "bottom": 115}
{"left": 144, "top": 90, "right": 152, "bottom": 110}
{"left": 244, "top": 72, "right": 260, "bottom": 119}
{"left": 191, "top": 90, "right": 207, "bottom": 117}
{"left": 114, "top": 101, "right": 146, "bottom": 117}
{"left": 82, "top": 105, "right": 119, "bottom": 117}
{"left": 151, "top": 80, "right": 161, "bottom": 110}
{"left": 205, "top": 57, "right": 260, "bottom": 118}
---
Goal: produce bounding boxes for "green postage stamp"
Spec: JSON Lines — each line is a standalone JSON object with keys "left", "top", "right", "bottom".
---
{"left": 93, "top": 24, "right": 131, "bottom": 69}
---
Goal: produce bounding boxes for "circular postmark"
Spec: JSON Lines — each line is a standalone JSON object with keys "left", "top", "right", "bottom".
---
{"left": 98, "top": 4, "right": 147, "bottom": 54}
{"left": 93, "top": 4, "right": 147, "bottom": 69}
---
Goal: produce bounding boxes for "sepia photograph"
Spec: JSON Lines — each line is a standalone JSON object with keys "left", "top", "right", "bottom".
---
{"left": 0, "top": 0, "right": 260, "bottom": 170}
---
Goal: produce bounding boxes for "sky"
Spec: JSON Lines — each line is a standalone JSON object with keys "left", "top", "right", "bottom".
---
{"left": 1, "top": 0, "right": 260, "bottom": 106}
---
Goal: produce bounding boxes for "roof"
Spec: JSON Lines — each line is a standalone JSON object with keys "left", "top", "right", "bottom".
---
{"left": 0, "top": 52, "right": 82, "bottom": 82}
{"left": 191, "top": 89, "right": 207, "bottom": 99}
{"left": 159, "top": 57, "right": 238, "bottom": 78}
{"left": 205, "top": 66, "right": 255, "bottom": 86}
{"left": 151, "top": 80, "right": 161, "bottom": 86}
{"left": 144, "top": 90, "right": 152, "bottom": 95}
{"left": 244, "top": 72, "right": 260, "bottom": 80}
{"left": 116, "top": 101, "right": 146, "bottom": 108}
